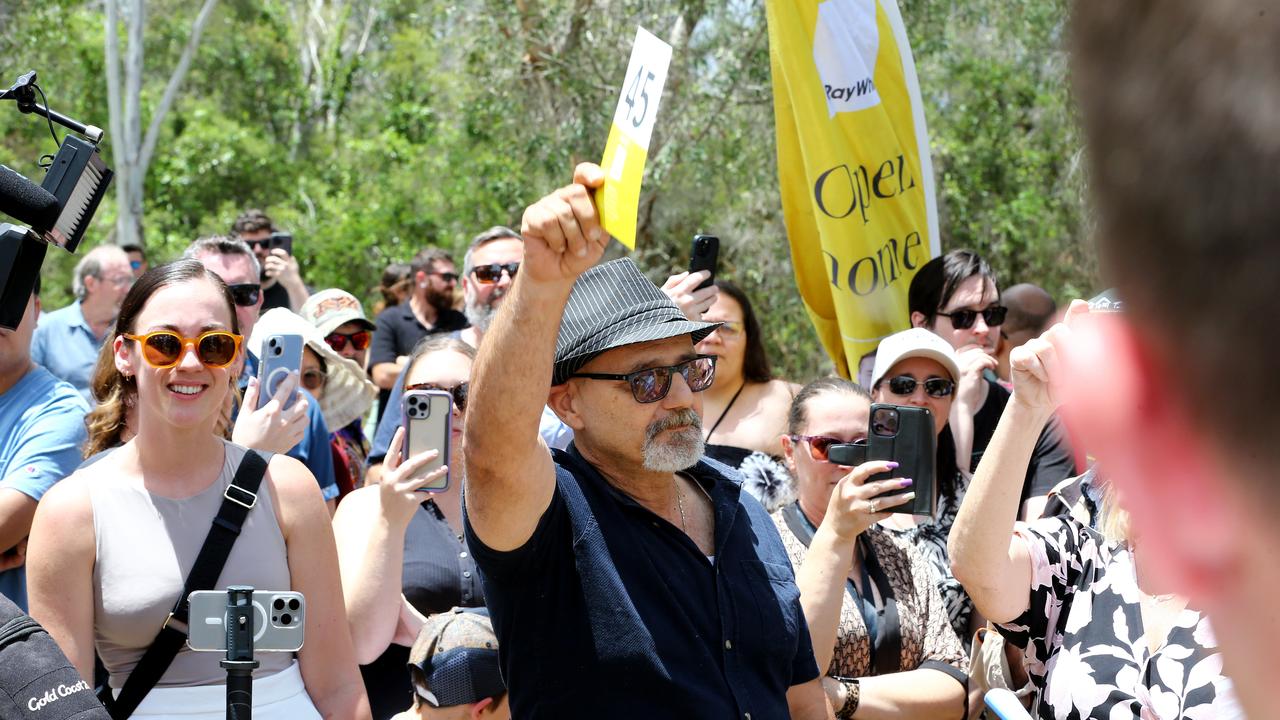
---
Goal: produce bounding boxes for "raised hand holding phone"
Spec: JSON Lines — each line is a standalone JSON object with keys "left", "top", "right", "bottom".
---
{"left": 380, "top": 426, "right": 448, "bottom": 525}
{"left": 824, "top": 460, "right": 915, "bottom": 539}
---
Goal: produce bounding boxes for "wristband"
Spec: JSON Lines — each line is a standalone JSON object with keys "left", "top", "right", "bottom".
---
{"left": 836, "top": 678, "right": 859, "bottom": 719}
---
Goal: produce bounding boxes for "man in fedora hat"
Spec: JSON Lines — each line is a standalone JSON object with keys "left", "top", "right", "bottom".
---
{"left": 462, "top": 164, "right": 829, "bottom": 718}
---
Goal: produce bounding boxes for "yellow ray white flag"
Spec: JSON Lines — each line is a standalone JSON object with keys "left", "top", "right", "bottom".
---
{"left": 767, "top": 0, "right": 939, "bottom": 381}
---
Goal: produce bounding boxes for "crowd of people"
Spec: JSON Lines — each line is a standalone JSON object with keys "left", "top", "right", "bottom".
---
{"left": 0, "top": 2, "right": 1275, "bottom": 718}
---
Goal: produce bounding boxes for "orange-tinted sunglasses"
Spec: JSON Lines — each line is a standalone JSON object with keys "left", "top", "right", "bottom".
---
{"left": 122, "top": 330, "right": 243, "bottom": 369}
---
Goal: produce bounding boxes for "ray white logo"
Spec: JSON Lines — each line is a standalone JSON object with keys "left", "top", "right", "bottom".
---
{"left": 813, "top": 0, "right": 882, "bottom": 117}
{"left": 26, "top": 680, "right": 91, "bottom": 711}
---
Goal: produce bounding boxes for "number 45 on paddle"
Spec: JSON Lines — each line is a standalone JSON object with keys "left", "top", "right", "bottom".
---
{"left": 596, "top": 27, "right": 673, "bottom": 250}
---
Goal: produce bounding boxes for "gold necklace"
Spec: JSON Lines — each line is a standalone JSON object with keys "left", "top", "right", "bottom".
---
{"left": 675, "top": 478, "right": 688, "bottom": 532}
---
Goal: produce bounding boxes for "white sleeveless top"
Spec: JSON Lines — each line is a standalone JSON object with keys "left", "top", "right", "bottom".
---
{"left": 91, "top": 440, "right": 293, "bottom": 688}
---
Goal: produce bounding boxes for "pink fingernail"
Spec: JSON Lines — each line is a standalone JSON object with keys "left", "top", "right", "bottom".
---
{"left": 898, "top": 478, "right": 914, "bottom": 488}
{"left": 886, "top": 462, "right": 900, "bottom": 469}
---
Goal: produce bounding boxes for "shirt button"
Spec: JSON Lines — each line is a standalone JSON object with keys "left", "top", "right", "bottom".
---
{"left": 463, "top": 571, "right": 472, "bottom": 579}
{"left": 459, "top": 551, "right": 468, "bottom": 558}
{"left": 724, "top": 640, "right": 733, "bottom": 650}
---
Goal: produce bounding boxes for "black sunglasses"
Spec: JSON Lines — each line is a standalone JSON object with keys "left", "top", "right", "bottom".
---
{"left": 405, "top": 381, "right": 469, "bottom": 411}
{"left": 885, "top": 375, "right": 955, "bottom": 398}
{"left": 571, "top": 355, "right": 716, "bottom": 404}
{"left": 935, "top": 305, "right": 1007, "bottom": 330}
{"left": 471, "top": 262, "right": 519, "bottom": 284}
{"left": 227, "top": 283, "right": 261, "bottom": 307}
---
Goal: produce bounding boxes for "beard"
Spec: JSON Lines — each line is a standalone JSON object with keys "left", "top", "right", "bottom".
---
{"left": 641, "top": 408, "right": 705, "bottom": 472}
{"left": 426, "top": 284, "right": 455, "bottom": 314}
{"left": 464, "top": 286, "right": 506, "bottom": 333}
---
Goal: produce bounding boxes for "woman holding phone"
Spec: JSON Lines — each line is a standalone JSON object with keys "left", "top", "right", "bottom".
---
{"left": 26, "top": 260, "right": 369, "bottom": 718}
{"left": 773, "top": 377, "right": 968, "bottom": 718}
{"left": 331, "top": 335, "right": 480, "bottom": 720}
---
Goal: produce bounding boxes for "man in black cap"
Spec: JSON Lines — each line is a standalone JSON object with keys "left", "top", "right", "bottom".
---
{"left": 463, "top": 164, "right": 829, "bottom": 718}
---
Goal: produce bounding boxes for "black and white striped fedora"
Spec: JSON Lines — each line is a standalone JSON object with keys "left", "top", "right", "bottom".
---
{"left": 552, "top": 258, "right": 721, "bottom": 385}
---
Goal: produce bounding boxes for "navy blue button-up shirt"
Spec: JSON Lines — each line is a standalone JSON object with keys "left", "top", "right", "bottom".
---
{"left": 465, "top": 445, "right": 820, "bottom": 719}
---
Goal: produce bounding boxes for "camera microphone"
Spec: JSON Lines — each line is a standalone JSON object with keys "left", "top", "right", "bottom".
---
{"left": 0, "top": 164, "right": 60, "bottom": 233}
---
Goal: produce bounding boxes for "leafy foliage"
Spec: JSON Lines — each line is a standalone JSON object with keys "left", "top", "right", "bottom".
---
{"left": 0, "top": 0, "right": 1091, "bottom": 382}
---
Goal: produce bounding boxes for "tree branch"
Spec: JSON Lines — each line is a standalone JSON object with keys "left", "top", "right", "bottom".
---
{"left": 138, "top": 0, "right": 220, "bottom": 174}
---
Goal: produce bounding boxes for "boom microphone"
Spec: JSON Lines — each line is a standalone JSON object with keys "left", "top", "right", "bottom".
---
{"left": 0, "top": 164, "right": 59, "bottom": 233}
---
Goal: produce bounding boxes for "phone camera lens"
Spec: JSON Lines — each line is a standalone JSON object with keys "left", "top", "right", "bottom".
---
{"left": 273, "top": 598, "right": 285, "bottom": 610}
{"left": 288, "top": 598, "right": 300, "bottom": 611}
{"left": 280, "top": 613, "right": 293, "bottom": 625}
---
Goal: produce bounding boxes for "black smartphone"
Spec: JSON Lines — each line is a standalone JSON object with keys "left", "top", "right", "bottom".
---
{"left": 269, "top": 231, "right": 294, "bottom": 255}
{"left": 689, "top": 234, "right": 719, "bottom": 290}
{"left": 826, "top": 403, "right": 936, "bottom": 515}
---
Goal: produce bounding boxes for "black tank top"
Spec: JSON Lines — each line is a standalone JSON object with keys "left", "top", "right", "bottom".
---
{"left": 361, "top": 499, "right": 486, "bottom": 719}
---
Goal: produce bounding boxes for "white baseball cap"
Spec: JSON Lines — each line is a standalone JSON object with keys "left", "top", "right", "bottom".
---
{"left": 870, "top": 328, "right": 962, "bottom": 388}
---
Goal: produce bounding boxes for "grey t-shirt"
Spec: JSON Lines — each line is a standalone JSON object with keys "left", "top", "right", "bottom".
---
{"left": 91, "top": 440, "right": 293, "bottom": 688}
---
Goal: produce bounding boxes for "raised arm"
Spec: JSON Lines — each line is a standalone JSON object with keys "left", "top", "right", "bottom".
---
{"left": 331, "top": 429, "right": 445, "bottom": 663}
{"left": 463, "top": 163, "right": 608, "bottom": 552}
{"left": 949, "top": 301, "right": 1088, "bottom": 623}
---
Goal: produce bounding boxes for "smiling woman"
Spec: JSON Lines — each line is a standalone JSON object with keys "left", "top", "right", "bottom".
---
{"left": 25, "top": 260, "right": 371, "bottom": 719}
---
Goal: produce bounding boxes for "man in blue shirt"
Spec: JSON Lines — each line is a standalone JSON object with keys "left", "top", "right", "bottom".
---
{"left": 0, "top": 278, "right": 89, "bottom": 608}
{"left": 185, "top": 236, "right": 338, "bottom": 509}
{"left": 31, "top": 245, "right": 133, "bottom": 404}
{"left": 463, "top": 165, "right": 830, "bottom": 719}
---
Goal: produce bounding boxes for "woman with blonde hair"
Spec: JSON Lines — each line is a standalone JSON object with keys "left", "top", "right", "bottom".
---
{"left": 26, "top": 259, "right": 369, "bottom": 718}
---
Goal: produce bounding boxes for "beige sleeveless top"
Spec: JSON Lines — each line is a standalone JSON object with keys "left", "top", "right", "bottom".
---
{"left": 92, "top": 440, "right": 293, "bottom": 688}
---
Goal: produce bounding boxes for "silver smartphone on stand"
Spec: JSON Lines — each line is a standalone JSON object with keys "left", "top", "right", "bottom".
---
{"left": 186, "top": 590, "right": 305, "bottom": 652}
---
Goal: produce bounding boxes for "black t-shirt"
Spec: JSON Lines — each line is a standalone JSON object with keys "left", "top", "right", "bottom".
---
{"left": 369, "top": 304, "right": 468, "bottom": 420}
{"left": 958, "top": 377, "right": 1076, "bottom": 502}
{"left": 260, "top": 281, "right": 292, "bottom": 312}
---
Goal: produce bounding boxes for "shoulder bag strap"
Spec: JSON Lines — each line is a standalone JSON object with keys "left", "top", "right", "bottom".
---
{"left": 107, "top": 450, "right": 271, "bottom": 719}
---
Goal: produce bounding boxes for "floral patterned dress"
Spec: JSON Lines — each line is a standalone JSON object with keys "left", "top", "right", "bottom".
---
{"left": 995, "top": 516, "right": 1243, "bottom": 719}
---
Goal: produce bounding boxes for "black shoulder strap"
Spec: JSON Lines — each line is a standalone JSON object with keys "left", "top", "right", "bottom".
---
{"left": 107, "top": 450, "right": 271, "bottom": 719}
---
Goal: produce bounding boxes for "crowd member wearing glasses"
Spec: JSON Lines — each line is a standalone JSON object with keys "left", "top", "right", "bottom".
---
{"left": 254, "top": 307, "right": 377, "bottom": 501}
{"left": 773, "top": 377, "right": 968, "bottom": 719}
{"left": 31, "top": 244, "right": 134, "bottom": 405}
{"left": 391, "top": 609, "right": 507, "bottom": 720}
{"left": 120, "top": 241, "right": 149, "bottom": 279}
{"left": 463, "top": 163, "right": 830, "bottom": 718}
{"left": 948, "top": 305, "right": 1242, "bottom": 718}
{"left": 862, "top": 328, "right": 977, "bottom": 640}
{"left": 184, "top": 237, "right": 340, "bottom": 511}
{"left": 0, "top": 276, "right": 89, "bottom": 610}
{"left": 365, "top": 227, "right": 578, "bottom": 484}
{"left": 370, "top": 247, "right": 468, "bottom": 422}
{"left": 27, "top": 260, "right": 369, "bottom": 718}
{"left": 300, "top": 290, "right": 378, "bottom": 492}
{"left": 231, "top": 209, "right": 310, "bottom": 313}
{"left": 695, "top": 281, "right": 799, "bottom": 482}
{"left": 908, "top": 250, "right": 1074, "bottom": 521}
{"left": 333, "top": 336, "right": 480, "bottom": 719}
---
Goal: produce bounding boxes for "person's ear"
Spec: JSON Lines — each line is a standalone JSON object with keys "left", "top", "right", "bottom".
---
{"left": 909, "top": 311, "right": 928, "bottom": 329}
{"left": 780, "top": 433, "right": 798, "bottom": 474}
{"left": 113, "top": 334, "right": 137, "bottom": 378}
{"left": 469, "top": 697, "right": 496, "bottom": 718}
{"left": 547, "top": 383, "right": 585, "bottom": 431}
{"left": 1059, "top": 316, "right": 1242, "bottom": 604}
{"left": 416, "top": 270, "right": 429, "bottom": 289}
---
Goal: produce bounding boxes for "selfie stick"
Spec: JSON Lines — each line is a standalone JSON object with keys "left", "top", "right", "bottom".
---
{"left": 221, "top": 586, "right": 259, "bottom": 720}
